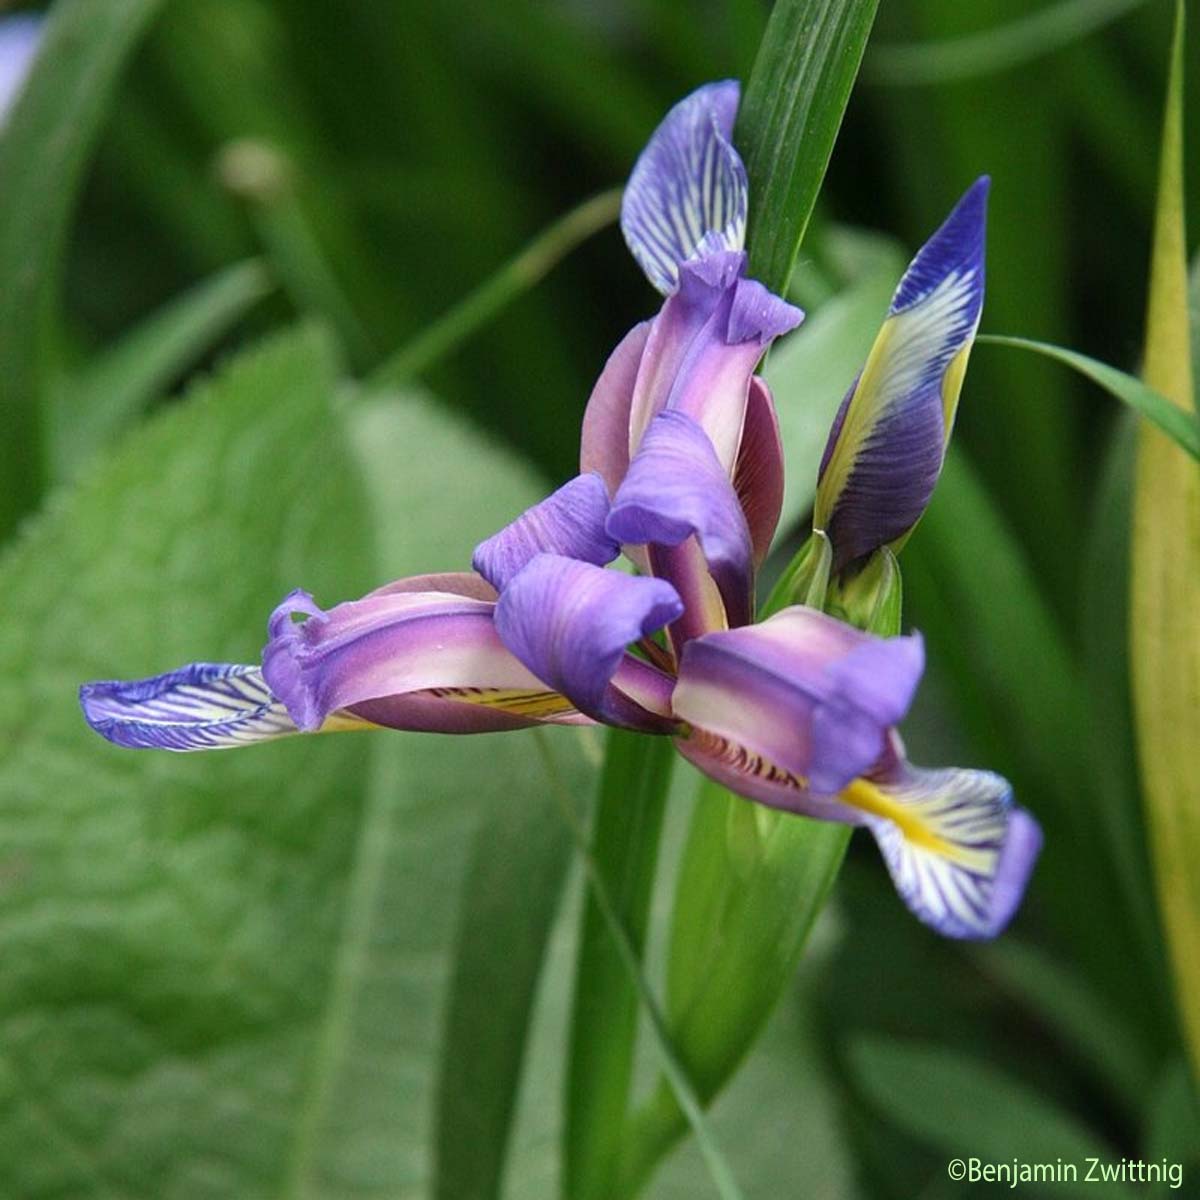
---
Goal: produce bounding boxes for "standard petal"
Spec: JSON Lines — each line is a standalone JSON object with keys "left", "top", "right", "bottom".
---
{"left": 580, "top": 319, "right": 652, "bottom": 497}
{"left": 815, "top": 178, "right": 988, "bottom": 572}
{"left": 621, "top": 80, "right": 748, "bottom": 294}
{"left": 672, "top": 606, "right": 923, "bottom": 799}
{"left": 844, "top": 752, "right": 1041, "bottom": 939}
{"left": 733, "top": 376, "right": 785, "bottom": 565}
{"left": 262, "top": 587, "right": 582, "bottom": 734}
{"left": 493, "top": 553, "right": 682, "bottom": 730}
{"left": 79, "top": 662, "right": 354, "bottom": 751}
{"left": 473, "top": 473, "right": 618, "bottom": 592}
{"left": 607, "top": 410, "right": 754, "bottom": 631}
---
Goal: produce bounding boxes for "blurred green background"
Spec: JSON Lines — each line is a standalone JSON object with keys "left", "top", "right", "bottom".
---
{"left": 1, "top": 0, "right": 1198, "bottom": 1197}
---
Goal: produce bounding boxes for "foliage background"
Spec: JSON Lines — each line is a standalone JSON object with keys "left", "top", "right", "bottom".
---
{"left": 0, "top": 0, "right": 1198, "bottom": 1197}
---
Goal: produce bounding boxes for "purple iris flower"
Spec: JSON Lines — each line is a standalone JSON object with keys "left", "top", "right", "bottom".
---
{"left": 80, "top": 82, "right": 1040, "bottom": 940}
{"left": 0, "top": 13, "right": 42, "bottom": 124}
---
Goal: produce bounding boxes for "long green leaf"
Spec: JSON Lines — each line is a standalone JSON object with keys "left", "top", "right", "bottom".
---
{"left": 736, "top": 0, "right": 881, "bottom": 292}
{"left": 50, "top": 258, "right": 273, "bottom": 481}
{"left": 1129, "top": 0, "right": 1200, "bottom": 1086}
{"left": 565, "top": 732, "right": 675, "bottom": 1200}
{"left": 849, "top": 1039, "right": 1135, "bottom": 1198}
{"left": 865, "top": 0, "right": 1148, "bottom": 87}
{"left": 978, "top": 334, "right": 1199, "bottom": 460}
{"left": 0, "top": 0, "right": 165, "bottom": 540}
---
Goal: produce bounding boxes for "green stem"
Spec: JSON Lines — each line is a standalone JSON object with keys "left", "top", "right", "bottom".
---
{"left": 533, "top": 734, "right": 746, "bottom": 1200}
{"left": 370, "top": 187, "right": 622, "bottom": 390}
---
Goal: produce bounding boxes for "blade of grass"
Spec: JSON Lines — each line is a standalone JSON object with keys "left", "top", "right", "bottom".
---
{"left": 736, "top": 0, "right": 881, "bottom": 292}
{"left": 50, "top": 258, "right": 273, "bottom": 480}
{"left": 865, "top": 0, "right": 1148, "bottom": 87}
{"left": 1129, "top": 0, "right": 1200, "bottom": 1085}
{"left": 978, "top": 334, "right": 1199, "bottom": 459}
{"left": 0, "top": 0, "right": 165, "bottom": 540}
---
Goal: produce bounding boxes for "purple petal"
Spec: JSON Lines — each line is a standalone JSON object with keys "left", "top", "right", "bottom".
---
{"left": 855, "top": 754, "right": 1041, "bottom": 939}
{"left": 493, "top": 554, "right": 682, "bottom": 730}
{"left": 473, "top": 473, "right": 618, "bottom": 592}
{"left": 80, "top": 662, "right": 310, "bottom": 751}
{"left": 262, "top": 586, "right": 580, "bottom": 733}
{"left": 607, "top": 410, "right": 754, "bottom": 630}
{"left": 816, "top": 179, "right": 988, "bottom": 572}
{"left": 621, "top": 80, "right": 748, "bottom": 294}
{"left": 733, "top": 376, "right": 785, "bottom": 565}
{"left": 672, "top": 606, "right": 923, "bottom": 798}
{"left": 580, "top": 319, "right": 652, "bottom": 497}
{"left": 630, "top": 252, "right": 802, "bottom": 473}
{"left": 0, "top": 14, "right": 42, "bottom": 124}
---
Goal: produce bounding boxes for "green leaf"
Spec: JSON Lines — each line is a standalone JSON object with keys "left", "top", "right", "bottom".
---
{"left": 864, "top": 0, "right": 1148, "bottom": 87}
{"left": 0, "top": 0, "right": 166, "bottom": 540}
{"left": 1129, "top": 1, "right": 1200, "bottom": 1086}
{"left": 50, "top": 258, "right": 273, "bottom": 481}
{"left": 564, "top": 732, "right": 675, "bottom": 1200}
{"left": 978, "top": 334, "right": 1199, "bottom": 460}
{"left": 736, "top": 0, "right": 881, "bottom": 292}
{"left": 1145, "top": 1060, "right": 1200, "bottom": 1187}
{"left": 848, "top": 1039, "right": 1135, "bottom": 1198}
{"left": 0, "top": 326, "right": 587, "bottom": 1198}
{"left": 764, "top": 228, "right": 908, "bottom": 531}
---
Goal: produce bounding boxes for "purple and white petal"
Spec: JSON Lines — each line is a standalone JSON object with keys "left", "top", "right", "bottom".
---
{"left": 672, "top": 606, "right": 923, "bottom": 799}
{"left": 493, "top": 553, "right": 682, "bottom": 731}
{"left": 473, "top": 473, "right": 618, "bottom": 592}
{"left": 733, "top": 376, "right": 785, "bottom": 565}
{"left": 607, "top": 410, "right": 754, "bottom": 630}
{"left": 262, "top": 587, "right": 577, "bottom": 733}
{"left": 850, "top": 751, "right": 1041, "bottom": 939}
{"left": 79, "top": 662, "right": 329, "bottom": 751}
{"left": 815, "top": 178, "right": 988, "bottom": 572}
{"left": 621, "top": 80, "right": 747, "bottom": 294}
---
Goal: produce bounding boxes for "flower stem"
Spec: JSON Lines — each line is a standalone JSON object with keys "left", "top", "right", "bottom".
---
{"left": 369, "top": 187, "right": 623, "bottom": 390}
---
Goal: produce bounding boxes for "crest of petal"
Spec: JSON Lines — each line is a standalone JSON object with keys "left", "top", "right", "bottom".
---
{"left": 621, "top": 80, "right": 748, "bottom": 294}
{"left": 580, "top": 320, "right": 652, "bottom": 497}
{"left": 473, "top": 473, "right": 618, "bottom": 592}
{"left": 846, "top": 757, "right": 1041, "bottom": 939}
{"left": 493, "top": 554, "right": 682, "bottom": 729}
{"left": 607, "top": 410, "right": 754, "bottom": 628}
{"left": 79, "top": 662, "right": 324, "bottom": 751}
{"left": 673, "top": 607, "right": 924, "bottom": 800}
{"left": 262, "top": 587, "right": 575, "bottom": 733}
{"left": 815, "top": 178, "right": 988, "bottom": 572}
{"left": 733, "top": 376, "right": 785, "bottom": 565}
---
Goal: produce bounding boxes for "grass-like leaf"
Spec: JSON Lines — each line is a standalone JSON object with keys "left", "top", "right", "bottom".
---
{"left": 0, "top": 0, "right": 165, "bottom": 540}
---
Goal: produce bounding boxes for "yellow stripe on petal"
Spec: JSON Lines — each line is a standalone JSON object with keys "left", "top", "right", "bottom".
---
{"left": 428, "top": 686, "right": 578, "bottom": 719}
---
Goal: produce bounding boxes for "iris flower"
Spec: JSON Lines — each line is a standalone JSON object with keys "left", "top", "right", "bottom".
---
{"left": 0, "top": 13, "right": 43, "bottom": 124}
{"left": 81, "top": 82, "right": 1040, "bottom": 939}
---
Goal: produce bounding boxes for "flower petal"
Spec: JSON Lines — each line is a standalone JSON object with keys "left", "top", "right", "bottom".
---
{"left": 815, "top": 178, "right": 988, "bottom": 572}
{"left": 607, "top": 410, "right": 754, "bottom": 631}
{"left": 621, "top": 80, "right": 747, "bottom": 294}
{"left": 473, "top": 473, "right": 618, "bottom": 592}
{"left": 493, "top": 553, "right": 682, "bottom": 730}
{"left": 673, "top": 606, "right": 923, "bottom": 798}
{"left": 844, "top": 753, "right": 1041, "bottom": 939}
{"left": 262, "top": 587, "right": 582, "bottom": 733}
{"left": 580, "top": 319, "right": 652, "bottom": 497}
{"left": 733, "top": 376, "right": 785, "bottom": 565}
{"left": 0, "top": 14, "right": 42, "bottom": 123}
{"left": 79, "top": 662, "right": 347, "bottom": 751}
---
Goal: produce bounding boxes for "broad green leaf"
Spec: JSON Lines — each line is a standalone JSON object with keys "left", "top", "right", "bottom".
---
{"left": 978, "top": 335, "right": 1199, "bottom": 460}
{"left": 1145, "top": 1060, "right": 1200, "bottom": 1191}
{"left": 0, "top": 325, "right": 587, "bottom": 1198}
{"left": 50, "top": 259, "right": 273, "bottom": 481}
{"left": 736, "top": 0, "right": 881, "bottom": 292}
{"left": 848, "top": 1039, "right": 1134, "bottom": 1198}
{"left": 864, "top": 0, "right": 1148, "bottom": 87}
{"left": 764, "top": 228, "right": 907, "bottom": 531}
{"left": 1130, "top": 1, "right": 1200, "bottom": 1086}
{"left": 565, "top": 732, "right": 675, "bottom": 1200}
{"left": 0, "top": 0, "right": 165, "bottom": 540}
